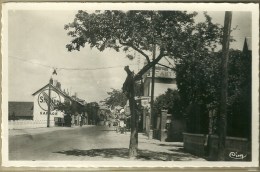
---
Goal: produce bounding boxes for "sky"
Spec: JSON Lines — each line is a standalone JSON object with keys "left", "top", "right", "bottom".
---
{"left": 7, "top": 10, "right": 252, "bottom": 103}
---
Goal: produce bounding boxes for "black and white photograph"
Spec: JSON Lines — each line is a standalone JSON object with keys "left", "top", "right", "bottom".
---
{"left": 1, "top": 3, "right": 259, "bottom": 167}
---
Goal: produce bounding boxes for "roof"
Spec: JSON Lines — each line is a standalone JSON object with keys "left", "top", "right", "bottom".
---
{"left": 9, "top": 102, "right": 33, "bottom": 117}
{"left": 32, "top": 83, "right": 85, "bottom": 106}
{"left": 32, "top": 83, "right": 68, "bottom": 98}
{"left": 243, "top": 37, "right": 252, "bottom": 52}
{"left": 71, "top": 96, "right": 85, "bottom": 106}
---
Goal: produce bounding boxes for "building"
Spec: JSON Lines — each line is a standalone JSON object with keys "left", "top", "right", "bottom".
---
{"left": 243, "top": 37, "right": 252, "bottom": 53}
{"left": 143, "top": 63, "right": 177, "bottom": 98}
{"left": 8, "top": 102, "right": 34, "bottom": 120}
{"left": 8, "top": 77, "right": 86, "bottom": 129}
{"left": 140, "top": 60, "right": 177, "bottom": 133}
{"left": 32, "top": 78, "right": 67, "bottom": 126}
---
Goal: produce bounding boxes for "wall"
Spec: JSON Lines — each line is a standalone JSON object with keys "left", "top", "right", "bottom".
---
{"left": 154, "top": 78, "right": 177, "bottom": 97}
{"left": 183, "top": 133, "right": 251, "bottom": 161}
{"left": 167, "top": 119, "right": 185, "bottom": 142}
{"left": 9, "top": 120, "right": 55, "bottom": 129}
{"left": 208, "top": 135, "right": 251, "bottom": 161}
{"left": 183, "top": 133, "right": 206, "bottom": 157}
{"left": 143, "top": 77, "right": 177, "bottom": 97}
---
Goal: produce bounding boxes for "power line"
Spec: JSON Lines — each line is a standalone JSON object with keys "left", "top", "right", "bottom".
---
{"left": 9, "top": 55, "right": 138, "bottom": 71}
{"left": 58, "top": 65, "right": 138, "bottom": 71}
{"left": 9, "top": 55, "right": 53, "bottom": 68}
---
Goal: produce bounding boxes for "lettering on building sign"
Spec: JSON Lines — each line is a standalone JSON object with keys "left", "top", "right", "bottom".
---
{"left": 38, "top": 88, "right": 61, "bottom": 112}
{"left": 155, "top": 70, "right": 175, "bottom": 78}
{"left": 147, "top": 70, "right": 175, "bottom": 79}
{"left": 40, "top": 111, "right": 58, "bottom": 115}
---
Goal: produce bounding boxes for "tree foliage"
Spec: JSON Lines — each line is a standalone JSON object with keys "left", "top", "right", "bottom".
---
{"left": 85, "top": 102, "right": 99, "bottom": 124}
{"left": 176, "top": 49, "right": 251, "bottom": 137}
{"left": 103, "top": 88, "right": 128, "bottom": 108}
{"left": 175, "top": 50, "right": 221, "bottom": 109}
{"left": 153, "top": 89, "right": 184, "bottom": 119}
{"left": 55, "top": 100, "right": 84, "bottom": 115}
{"left": 65, "top": 11, "right": 222, "bottom": 68}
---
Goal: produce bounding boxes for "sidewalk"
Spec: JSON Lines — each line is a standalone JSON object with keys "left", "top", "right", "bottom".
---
{"left": 137, "top": 133, "right": 205, "bottom": 161}
{"left": 83, "top": 127, "right": 206, "bottom": 161}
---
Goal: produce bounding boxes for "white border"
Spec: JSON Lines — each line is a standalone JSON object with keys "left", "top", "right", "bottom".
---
{"left": 1, "top": 2, "right": 259, "bottom": 167}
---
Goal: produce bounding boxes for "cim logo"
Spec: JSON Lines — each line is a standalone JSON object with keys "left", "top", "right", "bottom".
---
{"left": 38, "top": 89, "right": 61, "bottom": 111}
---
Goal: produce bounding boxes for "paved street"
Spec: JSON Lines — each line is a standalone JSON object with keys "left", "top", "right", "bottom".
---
{"left": 9, "top": 125, "right": 205, "bottom": 161}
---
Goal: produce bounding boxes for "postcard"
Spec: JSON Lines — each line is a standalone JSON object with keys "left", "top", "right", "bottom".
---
{"left": 1, "top": 2, "right": 259, "bottom": 168}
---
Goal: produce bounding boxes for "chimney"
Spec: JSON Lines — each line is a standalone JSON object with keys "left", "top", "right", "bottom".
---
{"left": 53, "top": 80, "right": 58, "bottom": 87}
{"left": 49, "top": 78, "right": 53, "bottom": 85}
{"left": 56, "top": 82, "right": 61, "bottom": 90}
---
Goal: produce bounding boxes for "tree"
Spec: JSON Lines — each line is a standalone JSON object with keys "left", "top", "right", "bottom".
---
{"left": 153, "top": 89, "right": 183, "bottom": 119}
{"left": 55, "top": 100, "right": 82, "bottom": 127}
{"left": 65, "top": 10, "right": 222, "bottom": 158}
{"left": 103, "top": 88, "right": 128, "bottom": 109}
{"left": 85, "top": 102, "right": 99, "bottom": 125}
{"left": 55, "top": 100, "right": 79, "bottom": 115}
{"left": 175, "top": 50, "right": 221, "bottom": 134}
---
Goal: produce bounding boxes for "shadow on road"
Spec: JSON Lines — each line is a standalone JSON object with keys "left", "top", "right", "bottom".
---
{"left": 54, "top": 148, "right": 199, "bottom": 161}
{"left": 157, "top": 143, "right": 183, "bottom": 147}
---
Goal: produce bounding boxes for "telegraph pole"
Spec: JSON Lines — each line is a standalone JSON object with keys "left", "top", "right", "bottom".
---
{"left": 47, "top": 78, "right": 51, "bottom": 127}
{"left": 218, "top": 11, "right": 232, "bottom": 160}
{"left": 147, "top": 11, "right": 157, "bottom": 139}
{"left": 148, "top": 44, "right": 156, "bottom": 139}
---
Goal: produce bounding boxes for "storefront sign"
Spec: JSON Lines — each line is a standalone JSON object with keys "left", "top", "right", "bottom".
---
{"left": 38, "top": 88, "right": 61, "bottom": 111}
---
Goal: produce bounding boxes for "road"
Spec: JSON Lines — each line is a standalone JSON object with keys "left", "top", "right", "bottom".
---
{"left": 9, "top": 125, "right": 205, "bottom": 161}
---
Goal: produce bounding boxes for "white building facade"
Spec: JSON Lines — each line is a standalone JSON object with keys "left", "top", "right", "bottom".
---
{"left": 32, "top": 80, "right": 67, "bottom": 127}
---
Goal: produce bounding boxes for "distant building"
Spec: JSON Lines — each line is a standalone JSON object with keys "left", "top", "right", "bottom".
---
{"left": 9, "top": 75, "right": 87, "bottom": 129}
{"left": 30, "top": 78, "right": 85, "bottom": 127}
{"left": 32, "top": 78, "right": 69, "bottom": 126}
{"left": 8, "top": 102, "right": 34, "bottom": 120}
{"left": 243, "top": 37, "right": 252, "bottom": 53}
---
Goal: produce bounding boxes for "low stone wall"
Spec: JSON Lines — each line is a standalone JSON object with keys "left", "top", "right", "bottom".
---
{"left": 183, "top": 133, "right": 206, "bottom": 156}
{"left": 208, "top": 135, "right": 251, "bottom": 161}
{"left": 183, "top": 133, "right": 251, "bottom": 161}
{"left": 9, "top": 120, "right": 55, "bottom": 129}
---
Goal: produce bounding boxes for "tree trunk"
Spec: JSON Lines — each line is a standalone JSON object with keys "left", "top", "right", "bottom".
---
{"left": 123, "top": 66, "right": 139, "bottom": 158}
{"left": 128, "top": 94, "right": 138, "bottom": 158}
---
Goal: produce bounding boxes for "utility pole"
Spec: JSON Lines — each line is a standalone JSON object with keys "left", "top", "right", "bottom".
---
{"left": 47, "top": 79, "right": 51, "bottom": 127}
{"left": 148, "top": 44, "right": 156, "bottom": 139}
{"left": 147, "top": 11, "right": 156, "bottom": 139}
{"left": 218, "top": 11, "right": 232, "bottom": 160}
